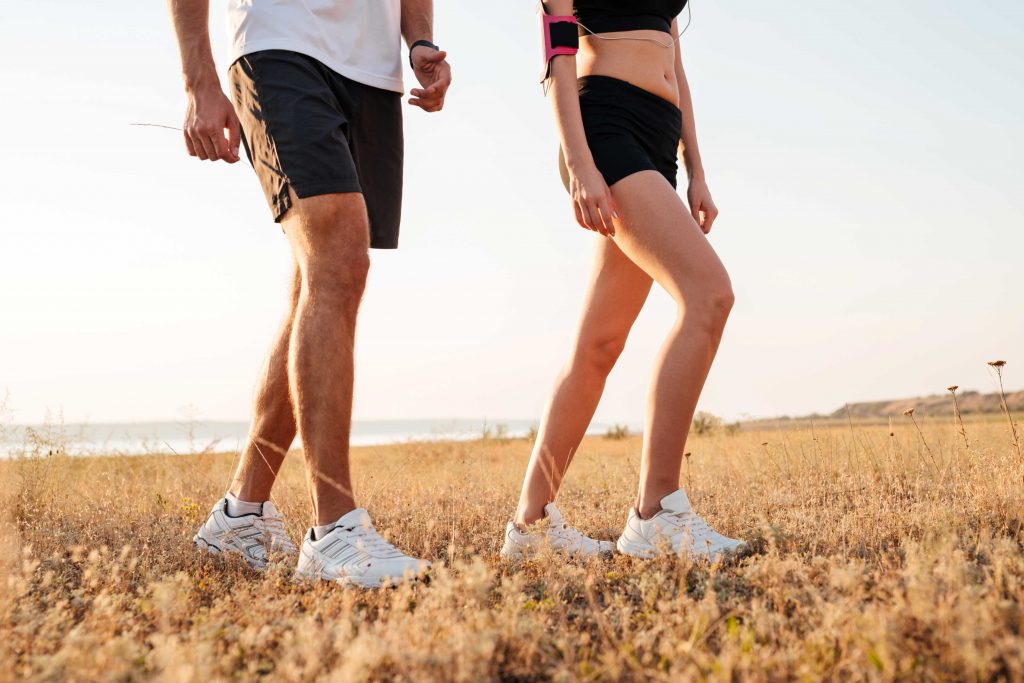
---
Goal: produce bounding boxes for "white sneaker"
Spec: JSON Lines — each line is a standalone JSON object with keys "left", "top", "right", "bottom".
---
{"left": 616, "top": 489, "right": 747, "bottom": 561}
{"left": 500, "top": 503, "right": 614, "bottom": 560}
{"left": 294, "top": 508, "right": 430, "bottom": 588}
{"left": 193, "top": 497, "right": 298, "bottom": 570}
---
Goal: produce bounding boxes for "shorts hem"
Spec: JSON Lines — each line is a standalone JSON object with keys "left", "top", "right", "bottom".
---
{"left": 291, "top": 179, "right": 362, "bottom": 199}
{"left": 607, "top": 168, "right": 678, "bottom": 190}
{"left": 272, "top": 179, "right": 363, "bottom": 223}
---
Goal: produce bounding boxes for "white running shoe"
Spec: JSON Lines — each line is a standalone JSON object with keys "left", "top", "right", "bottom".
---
{"left": 294, "top": 508, "right": 430, "bottom": 588}
{"left": 193, "top": 497, "right": 298, "bottom": 570}
{"left": 616, "top": 489, "right": 747, "bottom": 561}
{"left": 500, "top": 503, "right": 615, "bottom": 560}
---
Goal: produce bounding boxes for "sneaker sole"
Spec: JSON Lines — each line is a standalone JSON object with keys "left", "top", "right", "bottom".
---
{"left": 616, "top": 535, "right": 749, "bottom": 561}
{"left": 500, "top": 545, "right": 614, "bottom": 561}
{"left": 193, "top": 532, "right": 268, "bottom": 571}
{"left": 615, "top": 535, "right": 661, "bottom": 558}
{"left": 498, "top": 539, "right": 534, "bottom": 561}
{"left": 292, "top": 567, "right": 425, "bottom": 589}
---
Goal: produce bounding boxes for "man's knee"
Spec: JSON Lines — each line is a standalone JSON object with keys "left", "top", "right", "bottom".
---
{"left": 285, "top": 193, "right": 371, "bottom": 305}
{"left": 304, "top": 251, "right": 370, "bottom": 306}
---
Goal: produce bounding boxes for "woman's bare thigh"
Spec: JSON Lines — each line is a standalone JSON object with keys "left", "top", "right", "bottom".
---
{"left": 573, "top": 238, "right": 654, "bottom": 352}
{"left": 609, "top": 171, "right": 730, "bottom": 304}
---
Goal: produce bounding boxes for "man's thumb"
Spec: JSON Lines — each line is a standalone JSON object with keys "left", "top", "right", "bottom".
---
{"left": 228, "top": 113, "right": 241, "bottom": 157}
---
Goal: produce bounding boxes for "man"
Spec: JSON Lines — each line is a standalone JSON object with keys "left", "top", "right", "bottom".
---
{"left": 167, "top": 0, "right": 451, "bottom": 587}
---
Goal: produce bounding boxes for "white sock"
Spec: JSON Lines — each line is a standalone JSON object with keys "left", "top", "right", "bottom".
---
{"left": 312, "top": 522, "right": 335, "bottom": 541}
{"left": 226, "top": 492, "right": 264, "bottom": 517}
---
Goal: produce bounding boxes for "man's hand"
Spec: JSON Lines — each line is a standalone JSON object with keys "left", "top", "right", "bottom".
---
{"left": 687, "top": 176, "right": 719, "bottom": 234}
{"left": 183, "top": 84, "right": 241, "bottom": 163}
{"left": 409, "top": 47, "right": 451, "bottom": 112}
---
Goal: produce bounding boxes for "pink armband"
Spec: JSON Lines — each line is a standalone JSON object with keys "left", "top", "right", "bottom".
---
{"left": 539, "top": 4, "right": 579, "bottom": 83}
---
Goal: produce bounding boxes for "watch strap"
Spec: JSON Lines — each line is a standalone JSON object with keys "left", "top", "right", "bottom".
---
{"left": 409, "top": 40, "right": 440, "bottom": 68}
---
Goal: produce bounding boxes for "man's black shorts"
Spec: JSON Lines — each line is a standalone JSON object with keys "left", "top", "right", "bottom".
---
{"left": 229, "top": 50, "right": 404, "bottom": 249}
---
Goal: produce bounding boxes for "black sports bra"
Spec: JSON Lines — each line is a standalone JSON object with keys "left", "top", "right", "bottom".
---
{"left": 573, "top": 0, "right": 688, "bottom": 36}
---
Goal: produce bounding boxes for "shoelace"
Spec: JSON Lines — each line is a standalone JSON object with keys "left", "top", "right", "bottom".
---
{"left": 256, "top": 513, "right": 295, "bottom": 550}
{"left": 337, "top": 524, "right": 405, "bottom": 558}
{"left": 551, "top": 522, "right": 601, "bottom": 550}
{"left": 662, "top": 510, "right": 716, "bottom": 542}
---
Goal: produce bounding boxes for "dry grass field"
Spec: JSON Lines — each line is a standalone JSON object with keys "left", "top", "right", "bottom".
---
{"left": 2, "top": 415, "right": 1023, "bottom": 681}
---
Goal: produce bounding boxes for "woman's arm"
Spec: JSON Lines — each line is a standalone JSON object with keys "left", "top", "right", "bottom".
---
{"left": 673, "top": 21, "right": 719, "bottom": 233}
{"left": 543, "top": 0, "right": 617, "bottom": 236}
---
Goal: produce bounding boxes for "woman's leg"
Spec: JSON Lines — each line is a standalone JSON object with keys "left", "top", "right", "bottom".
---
{"left": 514, "top": 238, "right": 653, "bottom": 526}
{"left": 609, "top": 171, "right": 735, "bottom": 519}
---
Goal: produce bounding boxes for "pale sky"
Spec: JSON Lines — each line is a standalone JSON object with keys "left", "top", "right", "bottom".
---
{"left": 1, "top": 1, "right": 1022, "bottom": 425}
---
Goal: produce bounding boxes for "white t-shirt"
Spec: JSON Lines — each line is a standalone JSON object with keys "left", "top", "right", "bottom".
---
{"left": 227, "top": 0, "right": 404, "bottom": 93}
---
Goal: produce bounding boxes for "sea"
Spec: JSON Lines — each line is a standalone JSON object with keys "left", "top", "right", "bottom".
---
{"left": 0, "top": 418, "right": 633, "bottom": 458}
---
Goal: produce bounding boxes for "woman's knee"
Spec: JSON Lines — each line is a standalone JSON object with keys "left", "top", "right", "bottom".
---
{"left": 678, "top": 270, "right": 734, "bottom": 334}
{"left": 572, "top": 330, "right": 630, "bottom": 378}
{"left": 710, "top": 275, "right": 735, "bottom": 321}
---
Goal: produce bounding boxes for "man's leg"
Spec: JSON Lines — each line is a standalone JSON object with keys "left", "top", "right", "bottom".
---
{"left": 283, "top": 189, "right": 431, "bottom": 587}
{"left": 229, "top": 263, "right": 300, "bottom": 502}
{"left": 281, "top": 190, "right": 370, "bottom": 526}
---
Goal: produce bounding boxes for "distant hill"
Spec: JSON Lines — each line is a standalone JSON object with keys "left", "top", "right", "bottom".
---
{"left": 818, "top": 389, "right": 1024, "bottom": 421}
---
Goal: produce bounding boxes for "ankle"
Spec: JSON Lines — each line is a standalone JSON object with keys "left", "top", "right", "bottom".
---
{"left": 226, "top": 491, "right": 265, "bottom": 517}
{"left": 635, "top": 503, "right": 662, "bottom": 521}
{"left": 514, "top": 505, "right": 547, "bottom": 528}
{"left": 314, "top": 493, "right": 357, "bottom": 527}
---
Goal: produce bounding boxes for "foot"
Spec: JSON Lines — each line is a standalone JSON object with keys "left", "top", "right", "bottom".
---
{"left": 193, "top": 497, "right": 298, "bottom": 570}
{"left": 500, "top": 503, "right": 614, "bottom": 560}
{"left": 616, "top": 489, "right": 746, "bottom": 561}
{"left": 294, "top": 508, "right": 430, "bottom": 588}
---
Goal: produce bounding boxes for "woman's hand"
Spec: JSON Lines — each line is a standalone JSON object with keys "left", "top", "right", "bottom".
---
{"left": 568, "top": 163, "right": 619, "bottom": 237}
{"left": 687, "top": 176, "right": 719, "bottom": 234}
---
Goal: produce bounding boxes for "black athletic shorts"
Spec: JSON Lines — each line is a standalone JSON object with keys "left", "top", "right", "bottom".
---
{"left": 560, "top": 75, "right": 682, "bottom": 190}
{"left": 229, "top": 50, "right": 404, "bottom": 249}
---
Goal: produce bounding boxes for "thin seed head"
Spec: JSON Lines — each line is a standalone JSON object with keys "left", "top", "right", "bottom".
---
{"left": 947, "top": 385, "right": 959, "bottom": 392}
{"left": 903, "top": 408, "right": 915, "bottom": 416}
{"left": 988, "top": 360, "right": 1007, "bottom": 368}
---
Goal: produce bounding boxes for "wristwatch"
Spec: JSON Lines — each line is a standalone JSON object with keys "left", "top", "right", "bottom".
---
{"left": 409, "top": 40, "right": 441, "bottom": 68}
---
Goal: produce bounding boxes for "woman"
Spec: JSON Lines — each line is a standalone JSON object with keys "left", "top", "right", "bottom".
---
{"left": 501, "top": 0, "right": 746, "bottom": 560}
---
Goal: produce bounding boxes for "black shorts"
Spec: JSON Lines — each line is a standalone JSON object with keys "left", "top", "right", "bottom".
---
{"left": 561, "top": 75, "right": 682, "bottom": 190}
{"left": 229, "top": 50, "right": 404, "bottom": 249}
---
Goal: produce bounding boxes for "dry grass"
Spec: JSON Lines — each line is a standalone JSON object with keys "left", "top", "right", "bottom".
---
{"left": 2, "top": 417, "right": 1023, "bottom": 681}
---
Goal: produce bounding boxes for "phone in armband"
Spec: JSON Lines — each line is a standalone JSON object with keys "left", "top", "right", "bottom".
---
{"left": 538, "top": 2, "right": 579, "bottom": 84}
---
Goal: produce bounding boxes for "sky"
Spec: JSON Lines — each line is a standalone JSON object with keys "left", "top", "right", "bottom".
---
{"left": 1, "top": 1, "right": 1022, "bottom": 426}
